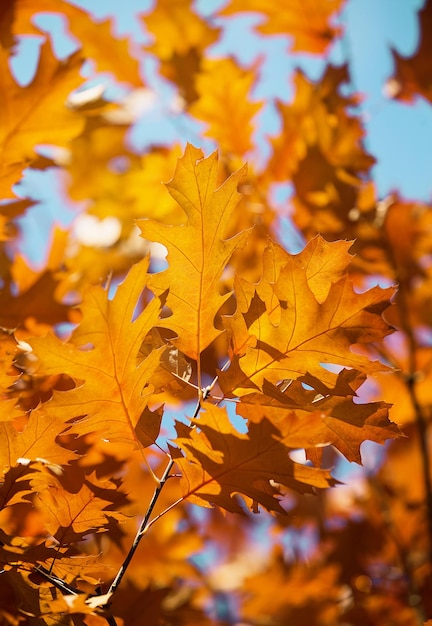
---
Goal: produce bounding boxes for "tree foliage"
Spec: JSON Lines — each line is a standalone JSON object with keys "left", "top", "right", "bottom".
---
{"left": 0, "top": 1, "right": 431, "bottom": 624}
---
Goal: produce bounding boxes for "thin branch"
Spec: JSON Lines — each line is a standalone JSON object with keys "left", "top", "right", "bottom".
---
{"left": 105, "top": 615, "right": 118, "bottom": 626}
{"left": 398, "top": 282, "right": 432, "bottom": 568}
{"left": 106, "top": 454, "right": 175, "bottom": 598}
{"left": 380, "top": 214, "right": 432, "bottom": 574}
{"left": 107, "top": 389, "right": 207, "bottom": 599}
{"left": 33, "top": 565, "right": 119, "bottom": 626}
{"left": 407, "top": 371, "right": 432, "bottom": 565}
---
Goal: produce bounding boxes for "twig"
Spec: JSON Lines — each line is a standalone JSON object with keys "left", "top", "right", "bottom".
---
{"left": 107, "top": 389, "right": 208, "bottom": 598}
{"left": 407, "top": 371, "right": 432, "bottom": 566}
{"left": 380, "top": 215, "right": 432, "bottom": 574}
{"left": 33, "top": 565, "right": 119, "bottom": 626}
{"left": 398, "top": 281, "right": 432, "bottom": 569}
{"left": 107, "top": 455, "right": 175, "bottom": 597}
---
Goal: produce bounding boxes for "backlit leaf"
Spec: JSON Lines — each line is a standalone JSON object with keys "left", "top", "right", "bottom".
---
{"left": 0, "top": 40, "right": 84, "bottom": 197}
{"left": 138, "top": 144, "right": 249, "bottom": 364}
{"left": 220, "top": 236, "right": 395, "bottom": 395}
{"left": 219, "top": 0, "right": 345, "bottom": 54}
{"left": 29, "top": 257, "right": 164, "bottom": 453}
{"left": 174, "top": 403, "right": 335, "bottom": 514}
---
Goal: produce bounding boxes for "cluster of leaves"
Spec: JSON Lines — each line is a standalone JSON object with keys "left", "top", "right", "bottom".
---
{"left": 0, "top": 0, "right": 431, "bottom": 624}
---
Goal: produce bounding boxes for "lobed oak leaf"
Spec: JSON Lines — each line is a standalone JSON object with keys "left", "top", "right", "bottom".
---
{"left": 5, "top": 0, "right": 143, "bottom": 86}
{"left": 220, "top": 236, "right": 395, "bottom": 396}
{"left": 33, "top": 470, "right": 128, "bottom": 545}
{"left": 249, "top": 236, "right": 354, "bottom": 320}
{"left": 29, "top": 257, "right": 164, "bottom": 453}
{"left": 138, "top": 144, "right": 249, "bottom": 364}
{"left": 267, "top": 66, "right": 374, "bottom": 241}
{"left": 142, "top": 0, "right": 220, "bottom": 103}
{"left": 219, "top": 0, "right": 345, "bottom": 54}
{"left": 237, "top": 372, "right": 400, "bottom": 464}
{"left": 0, "top": 411, "right": 77, "bottom": 482}
{"left": 173, "top": 403, "right": 335, "bottom": 515}
{"left": 0, "top": 39, "right": 84, "bottom": 197}
{"left": 189, "top": 57, "right": 263, "bottom": 158}
{"left": 62, "top": 6, "right": 143, "bottom": 87}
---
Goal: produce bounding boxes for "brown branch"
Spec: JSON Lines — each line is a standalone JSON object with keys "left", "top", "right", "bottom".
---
{"left": 106, "top": 454, "right": 175, "bottom": 598}
{"left": 397, "top": 281, "right": 432, "bottom": 569}
{"left": 107, "top": 387, "right": 210, "bottom": 599}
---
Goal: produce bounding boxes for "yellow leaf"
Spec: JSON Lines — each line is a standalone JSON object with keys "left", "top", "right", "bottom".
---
{"left": 138, "top": 144, "right": 249, "bottom": 366}
{"left": 189, "top": 57, "right": 263, "bottom": 157}
{"left": 219, "top": 0, "right": 344, "bottom": 54}
{"left": 142, "top": 0, "right": 220, "bottom": 102}
{"left": 29, "top": 257, "right": 164, "bottom": 453}
{"left": 8, "top": 0, "right": 143, "bottom": 85}
{"left": 0, "top": 40, "right": 84, "bottom": 197}
{"left": 221, "top": 236, "right": 395, "bottom": 395}
{"left": 237, "top": 373, "right": 400, "bottom": 464}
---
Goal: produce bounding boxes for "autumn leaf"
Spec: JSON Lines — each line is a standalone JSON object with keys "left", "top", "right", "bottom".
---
{"left": 0, "top": 328, "right": 20, "bottom": 391}
{"left": 138, "top": 144, "right": 249, "bottom": 365}
{"left": 0, "top": 1, "right": 430, "bottom": 623}
{"left": 219, "top": 0, "right": 345, "bottom": 54}
{"left": 0, "top": 330, "right": 33, "bottom": 423}
{"left": 220, "top": 236, "right": 395, "bottom": 395}
{"left": 173, "top": 403, "right": 335, "bottom": 515}
{"left": 6, "top": 0, "right": 143, "bottom": 86}
{"left": 266, "top": 66, "right": 374, "bottom": 241}
{"left": 189, "top": 57, "right": 263, "bottom": 158}
{"left": 142, "top": 0, "right": 220, "bottom": 103}
{"left": 0, "top": 39, "right": 84, "bottom": 197}
{"left": 33, "top": 471, "right": 127, "bottom": 545}
{"left": 237, "top": 372, "right": 400, "bottom": 464}
{"left": 0, "top": 412, "right": 76, "bottom": 481}
{"left": 0, "top": 263, "right": 72, "bottom": 332}
{"left": 29, "top": 257, "right": 164, "bottom": 453}
{"left": 386, "top": 0, "right": 432, "bottom": 103}
{"left": 240, "top": 547, "right": 342, "bottom": 624}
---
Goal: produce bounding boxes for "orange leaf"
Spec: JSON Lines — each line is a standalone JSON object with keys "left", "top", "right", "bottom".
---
{"left": 138, "top": 144, "right": 249, "bottom": 365}
{"left": 173, "top": 403, "right": 335, "bottom": 514}
{"left": 7, "top": 0, "right": 143, "bottom": 85}
{"left": 29, "top": 257, "right": 164, "bottom": 453}
{"left": 33, "top": 471, "right": 127, "bottom": 544}
{"left": 219, "top": 0, "right": 345, "bottom": 54}
{"left": 220, "top": 236, "right": 395, "bottom": 395}
{"left": 237, "top": 372, "right": 400, "bottom": 464}
{"left": 189, "top": 57, "right": 263, "bottom": 157}
{"left": 0, "top": 412, "right": 76, "bottom": 480}
{"left": 142, "top": 0, "right": 220, "bottom": 102}
{"left": 387, "top": 0, "right": 432, "bottom": 104}
{"left": 0, "top": 39, "right": 84, "bottom": 197}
